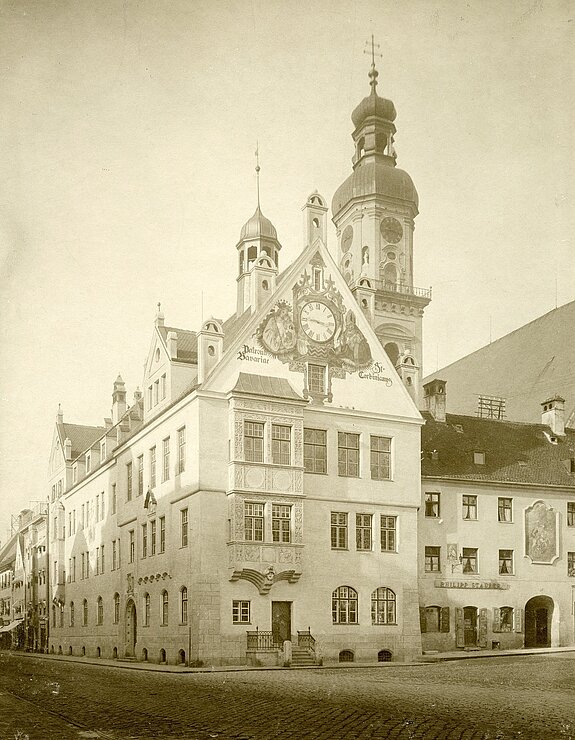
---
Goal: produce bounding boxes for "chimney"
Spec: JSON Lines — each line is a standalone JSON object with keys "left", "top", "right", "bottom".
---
{"left": 423, "top": 379, "right": 447, "bottom": 423}
{"left": 64, "top": 437, "right": 72, "bottom": 461}
{"left": 112, "top": 374, "right": 127, "bottom": 424}
{"left": 155, "top": 302, "right": 165, "bottom": 327}
{"left": 133, "top": 387, "right": 143, "bottom": 403}
{"left": 104, "top": 417, "right": 113, "bottom": 430}
{"left": 541, "top": 395, "right": 565, "bottom": 437}
{"left": 57, "top": 404, "right": 63, "bottom": 424}
{"left": 167, "top": 331, "right": 178, "bottom": 360}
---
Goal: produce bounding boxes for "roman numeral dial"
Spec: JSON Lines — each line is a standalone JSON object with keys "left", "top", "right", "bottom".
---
{"left": 300, "top": 301, "right": 336, "bottom": 343}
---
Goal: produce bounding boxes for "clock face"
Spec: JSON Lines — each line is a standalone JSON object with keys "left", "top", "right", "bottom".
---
{"left": 380, "top": 217, "right": 403, "bottom": 244}
{"left": 341, "top": 225, "right": 353, "bottom": 251}
{"left": 300, "top": 301, "right": 336, "bottom": 343}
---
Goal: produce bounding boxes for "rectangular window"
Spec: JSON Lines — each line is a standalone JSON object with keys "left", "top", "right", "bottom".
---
{"left": 81, "top": 503, "right": 85, "bottom": 529}
{"left": 425, "top": 492, "right": 440, "bottom": 518}
{"left": 462, "top": 494, "right": 477, "bottom": 520}
{"left": 73, "top": 465, "right": 78, "bottom": 484}
{"left": 498, "top": 497, "right": 512, "bottom": 522}
{"left": 95, "top": 547, "right": 100, "bottom": 575}
{"left": 380, "top": 515, "right": 397, "bottom": 552}
{"left": 112, "top": 540, "right": 117, "bottom": 571}
{"left": 100, "top": 492, "right": 105, "bottom": 520}
{"left": 150, "top": 446, "right": 156, "bottom": 488}
{"left": 150, "top": 520, "right": 157, "bottom": 555}
{"left": 85, "top": 453, "right": 91, "bottom": 474}
{"left": 272, "top": 504, "right": 291, "bottom": 543}
{"left": 111, "top": 484, "right": 117, "bottom": 515}
{"left": 499, "top": 549, "right": 513, "bottom": 575}
{"left": 308, "top": 364, "right": 326, "bottom": 394}
{"left": 129, "top": 530, "right": 135, "bottom": 564}
{"left": 232, "top": 600, "right": 250, "bottom": 624}
{"left": 127, "top": 462, "right": 133, "bottom": 501}
{"left": 100, "top": 440, "right": 106, "bottom": 461}
{"left": 96, "top": 495, "right": 99, "bottom": 522}
{"left": 244, "top": 421, "right": 264, "bottom": 463}
{"left": 356, "top": 513, "right": 372, "bottom": 550}
{"left": 271, "top": 424, "right": 291, "bottom": 465}
{"left": 162, "top": 437, "right": 170, "bottom": 482}
{"left": 153, "top": 380, "right": 159, "bottom": 405}
{"left": 331, "top": 512, "right": 348, "bottom": 550}
{"left": 178, "top": 427, "right": 186, "bottom": 474}
{"left": 100, "top": 544, "right": 104, "bottom": 574}
{"left": 81, "top": 553, "right": 85, "bottom": 580}
{"left": 500, "top": 606, "right": 513, "bottom": 632}
{"left": 473, "top": 451, "right": 485, "bottom": 465}
{"left": 425, "top": 546, "right": 441, "bottom": 572}
{"left": 567, "top": 502, "right": 575, "bottom": 527}
{"left": 244, "top": 503, "right": 264, "bottom": 541}
{"left": 338, "top": 432, "right": 360, "bottom": 477}
{"left": 181, "top": 508, "right": 189, "bottom": 547}
{"left": 148, "top": 385, "right": 153, "bottom": 409}
{"left": 160, "top": 374, "right": 166, "bottom": 400}
{"left": 462, "top": 547, "right": 478, "bottom": 573}
{"left": 159, "top": 516, "right": 166, "bottom": 553}
{"left": 137, "top": 455, "right": 144, "bottom": 496}
{"left": 303, "top": 428, "right": 327, "bottom": 474}
{"left": 567, "top": 552, "right": 575, "bottom": 577}
{"left": 370, "top": 436, "right": 391, "bottom": 480}
{"left": 142, "top": 523, "right": 148, "bottom": 558}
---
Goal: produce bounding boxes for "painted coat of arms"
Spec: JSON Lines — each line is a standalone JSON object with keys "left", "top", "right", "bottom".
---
{"left": 524, "top": 500, "right": 559, "bottom": 564}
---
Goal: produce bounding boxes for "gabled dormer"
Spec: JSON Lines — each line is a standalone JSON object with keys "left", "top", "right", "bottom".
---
{"left": 143, "top": 304, "right": 198, "bottom": 418}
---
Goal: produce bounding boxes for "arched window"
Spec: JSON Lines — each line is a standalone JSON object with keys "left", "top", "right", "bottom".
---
{"left": 339, "top": 649, "right": 354, "bottom": 662}
{"left": 143, "top": 593, "right": 150, "bottom": 626}
{"left": 180, "top": 587, "right": 188, "bottom": 625}
{"left": 382, "top": 262, "right": 398, "bottom": 286}
{"left": 332, "top": 586, "right": 358, "bottom": 624}
{"left": 52, "top": 604, "right": 56, "bottom": 627}
{"left": 371, "top": 587, "right": 396, "bottom": 624}
{"left": 113, "top": 593, "right": 120, "bottom": 624}
{"left": 82, "top": 599, "right": 88, "bottom": 626}
{"left": 378, "top": 649, "right": 392, "bottom": 662}
{"left": 384, "top": 342, "right": 400, "bottom": 367}
{"left": 357, "top": 137, "right": 365, "bottom": 159}
{"left": 59, "top": 604, "right": 64, "bottom": 628}
{"left": 97, "top": 596, "right": 103, "bottom": 625}
{"left": 69, "top": 601, "right": 75, "bottom": 627}
{"left": 161, "top": 590, "right": 169, "bottom": 626}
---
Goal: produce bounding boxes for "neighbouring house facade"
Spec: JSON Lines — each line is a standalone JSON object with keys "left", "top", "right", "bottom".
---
{"left": 419, "top": 380, "right": 575, "bottom": 652}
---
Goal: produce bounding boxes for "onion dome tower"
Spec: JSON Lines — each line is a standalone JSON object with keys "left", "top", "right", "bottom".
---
{"left": 332, "top": 48, "right": 431, "bottom": 404}
{"left": 236, "top": 151, "right": 280, "bottom": 315}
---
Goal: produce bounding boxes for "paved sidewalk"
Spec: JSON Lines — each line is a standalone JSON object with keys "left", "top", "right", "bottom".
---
{"left": 6, "top": 644, "right": 575, "bottom": 674}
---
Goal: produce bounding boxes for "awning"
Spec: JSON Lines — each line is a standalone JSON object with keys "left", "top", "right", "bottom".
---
{"left": 0, "top": 619, "right": 23, "bottom": 633}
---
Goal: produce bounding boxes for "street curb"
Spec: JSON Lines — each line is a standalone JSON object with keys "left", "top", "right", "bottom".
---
{"left": 5, "top": 646, "right": 575, "bottom": 673}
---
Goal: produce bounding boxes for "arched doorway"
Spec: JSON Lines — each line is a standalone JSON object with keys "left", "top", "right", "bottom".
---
{"left": 525, "top": 595, "right": 554, "bottom": 648}
{"left": 125, "top": 599, "right": 137, "bottom": 657}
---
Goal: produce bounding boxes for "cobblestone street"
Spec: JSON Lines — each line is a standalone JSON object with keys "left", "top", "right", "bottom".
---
{"left": 0, "top": 652, "right": 573, "bottom": 740}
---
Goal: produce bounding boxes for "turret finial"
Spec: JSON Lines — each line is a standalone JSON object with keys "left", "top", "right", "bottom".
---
{"left": 364, "top": 34, "right": 383, "bottom": 93}
{"left": 255, "top": 142, "right": 261, "bottom": 208}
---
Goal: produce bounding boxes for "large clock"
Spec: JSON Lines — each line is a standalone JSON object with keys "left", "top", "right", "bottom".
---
{"left": 380, "top": 217, "right": 403, "bottom": 244}
{"left": 300, "top": 301, "right": 336, "bottom": 343}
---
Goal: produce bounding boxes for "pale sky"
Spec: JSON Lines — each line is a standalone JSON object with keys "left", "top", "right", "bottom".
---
{"left": 1, "top": 0, "right": 574, "bottom": 540}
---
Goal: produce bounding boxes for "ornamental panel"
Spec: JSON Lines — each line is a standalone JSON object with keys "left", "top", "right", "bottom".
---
{"left": 524, "top": 500, "right": 559, "bottom": 564}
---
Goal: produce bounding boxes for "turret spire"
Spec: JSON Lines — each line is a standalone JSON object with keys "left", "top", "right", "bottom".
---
{"left": 364, "top": 34, "right": 383, "bottom": 94}
{"left": 255, "top": 142, "right": 261, "bottom": 208}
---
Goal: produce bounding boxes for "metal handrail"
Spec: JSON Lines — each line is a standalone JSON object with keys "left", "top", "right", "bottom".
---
{"left": 297, "top": 628, "right": 316, "bottom": 652}
{"left": 246, "top": 629, "right": 281, "bottom": 651}
{"left": 354, "top": 279, "right": 432, "bottom": 299}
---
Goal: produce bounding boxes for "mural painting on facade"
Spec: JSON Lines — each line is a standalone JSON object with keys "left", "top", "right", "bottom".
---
{"left": 256, "top": 259, "right": 373, "bottom": 393}
{"left": 524, "top": 501, "right": 559, "bottom": 564}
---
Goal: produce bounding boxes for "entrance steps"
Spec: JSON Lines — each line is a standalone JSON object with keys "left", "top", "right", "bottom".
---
{"left": 290, "top": 646, "right": 319, "bottom": 667}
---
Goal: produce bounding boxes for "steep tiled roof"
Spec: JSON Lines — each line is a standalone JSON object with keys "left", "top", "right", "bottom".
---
{"left": 59, "top": 423, "right": 105, "bottom": 459}
{"left": 421, "top": 412, "right": 575, "bottom": 488}
{"left": 0, "top": 533, "right": 18, "bottom": 569}
{"left": 423, "top": 300, "right": 575, "bottom": 424}
{"left": 232, "top": 373, "right": 305, "bottom": 402}
{"left": 158, "top": 326, "right": 198, "bottom": 364}
{"left": 222, "top": 309, "right": 252, "bottom": 350}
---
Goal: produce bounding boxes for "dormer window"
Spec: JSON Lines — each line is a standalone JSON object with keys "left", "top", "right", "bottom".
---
{"left": 73, "top": 465, "right": 78, "bottom": 484}
{"left": 100, "top": 440, "right": 106, "bottom": 461}
{"left": 473, "top": 451, "right": 485, "bottom": 465}
{"left": 313, "top": 267, "right": 323, "bottom": 291}
{"left": 85, "top": 453, "right": 91, "bottom": 474}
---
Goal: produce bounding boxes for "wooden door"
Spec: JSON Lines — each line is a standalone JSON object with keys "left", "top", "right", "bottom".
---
{"left": 535, "top": 608, "right": 548, "bottom": 646}
{"left": 125, "top": 600, "right": 137, "bottom": 657}
{"left": 463, "top": 606, "right": 477, "bottom": 647}
{"left": 271, "top": 601, "right": 291, "bottom": 645}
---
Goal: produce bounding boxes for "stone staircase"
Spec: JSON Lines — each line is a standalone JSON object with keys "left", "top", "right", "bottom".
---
{"left": 290, "top": 646, "right": 318, "bottom": 667}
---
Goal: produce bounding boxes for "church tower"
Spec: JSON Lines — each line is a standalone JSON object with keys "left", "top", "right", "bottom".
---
{"left": 331, "top": 51, "right": 431, "bottom": 403}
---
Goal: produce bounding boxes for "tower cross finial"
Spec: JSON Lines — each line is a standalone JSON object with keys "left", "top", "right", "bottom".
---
{"left": 364, "top": 34, "right": 383, "bottom": 92}
{"left": 255, "top": 142, "right": 261, "bottom": 208}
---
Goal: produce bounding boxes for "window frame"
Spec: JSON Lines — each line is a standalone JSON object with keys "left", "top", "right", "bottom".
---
{"left": 271, "top": 424, "right": 291, "bottom": 466}
{"left": 332, "top": 585, "right": 358, "bottom": 625}
{"left": 498, "top": 549, "right": 514, "bottom": 575}
{"left": 370, "top": 435, "right": 392, "bottom": 481}
{"left": 380, "top": 515, "right": 397, "bottom": 552}
{"left": 424, "top": 492, "right": 440, "bottom": 518}
{"left": 567, "top": 502, "right": 575, "bottom": 527}
{"left": 331, "top": 512, "right": 348, "bottom": 550}
{"left": 498, "top": 497, "right": 513, "bottom": 523}
{"left": 180, "top": 508, "right": 189, "bottom": 548}
{"left": 244, "top": 502, "right": 264, "bottom": 542}
{"left": 462, "top": 494, "right": 478, "bottom": 521}
{"left": 244, "top": 421, "right": 264, "bottom": 463}
{"left": 180, "top": 586, "right": 188, "bottom": 625}
{"left": 462, "top": 547, "right": 478, "bottom": 574}
{"left": 355, "top": 513, "right": 373, "bottom": 551}
{"left": 338, "top": 432, "right": 360, "bottom": 478}
{"left": 371, "top": 587, "right": 397, "bottom": 625}
{"left": 271, "top": 504, "right": 291, "bottom": 543}
{"left": 425, "top": 545, "right": 441, "bottom": 573}
{"left": 307, "top": 363, "right": 326, "bottom": 394}
{"left": 162, "top": 437, "right": 170, "bottom": 482}
{"left": 177, "top": 426, "right": 186, "bottom": 474}
{"left": 303, "top": 428, "right": 327, "bottom": 474}
{"left": 232, "top": 600, "right": 251, "bottom": 624}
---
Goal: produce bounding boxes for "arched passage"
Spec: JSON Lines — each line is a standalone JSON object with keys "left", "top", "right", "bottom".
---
{"left": 525, "top": 595, "right": 554, "bottom": 648}
{"left": 125, "top": 599, "right": 137, "bottom": 658}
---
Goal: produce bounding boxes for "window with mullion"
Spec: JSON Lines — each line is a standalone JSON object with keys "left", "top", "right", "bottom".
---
{"left": 272, "top": 504, "right": 291, "bottom": 543}
{"left": 462, "top": 547, "right": 478, "bottom": 573}
{"left": 462, "top": 495, "right": 477, "bottom": 520}
{"left": 137, "top": 455, "right": 144, "bottom": 496}
{"left": 498, "top": 497, "right": 512, "bottom": 522}
{"left": 380, "top": 516, "right": 397, "bottom": 552}
{"left": 425, "top": 546, "right": 441, "bottom": 572}
{"left": 244, "top": 502, "right": 264, "bottom": 541}
{"left": 425, "top": 492, "right": 440, "bottom": 518}
{"left": 371, "top": 587, "right": 396, "bottom": 624}
{"left": 338, "top": 432, "right": 360, "bottom": 477}
{"left": 271, "top": 424, "right": 291, "bottom": 465}
{"left": 331, "top": 512, "right": 348, "bottom": 549}
{"left": 303, "top": 428, "right": 327, "bottom": 473}
{"left": 567, "top": 502, "right": 575, "bottom": 527}
{"left": 244, "top": 421, "right": 264, "bottom": 463}
{"left": 356, "top": 513, "right": 372, "bottom": 550}
{"left": 499, "top": 549, "right": 513, "bottom": 575}
{"left": 370, "top": 436, "right": 391, "bottom": 480}
{"left": 162, "top": 438, "right": 170, "bottom": 482}
{"left": 150, "top": 446, "right": 157, "bottom": 488}
{"left": 332, "top": 586, "right": 358, "bottom": 624}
